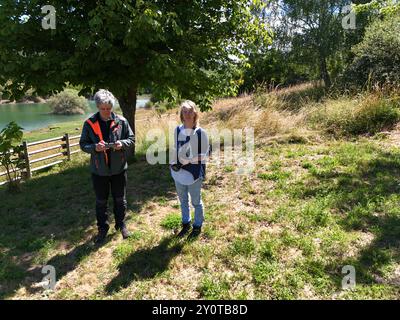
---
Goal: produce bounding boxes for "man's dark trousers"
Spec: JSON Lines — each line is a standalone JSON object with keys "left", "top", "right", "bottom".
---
{"left": 91, "top": 170, "right": 127, "bottom": 231}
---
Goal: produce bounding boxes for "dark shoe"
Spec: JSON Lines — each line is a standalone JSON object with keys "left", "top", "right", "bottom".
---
{"left": 187, "top": 226, "right": 201, "bottom": 241}
{"left": 120, "top": 225, "right": 131, "bottom": 239}
{"left": 176, "top": 223, "right": 191, "bottom": 238}
{"left": 94, "top": 227, "right": 109, "bottom": 244}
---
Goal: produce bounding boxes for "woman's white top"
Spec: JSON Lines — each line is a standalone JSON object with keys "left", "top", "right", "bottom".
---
{"left": 170, "top": 125, "right": 209, "bottom": 185}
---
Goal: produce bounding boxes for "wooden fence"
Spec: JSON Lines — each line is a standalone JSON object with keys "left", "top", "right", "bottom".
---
{"left": 0, "top": 133, "right": 81, "bottom": 186}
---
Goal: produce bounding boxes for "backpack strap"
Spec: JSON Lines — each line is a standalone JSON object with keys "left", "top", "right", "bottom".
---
{"left": 195, "top": 127, "right": 206, "bottom": 179}
{"left": 176, "top": 125, "right": 181, "bottom": 165}
{"left": 195, "top": 127, "right": 201, "bottom": 157}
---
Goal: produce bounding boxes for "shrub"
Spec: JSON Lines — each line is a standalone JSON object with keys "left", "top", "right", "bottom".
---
{"left": 144, "top": 101, "right": 153, "bottom": 109}
{"left": 0, "top": 121, "right": 24, "bottom": 192}
{"left": 150, "top": 95, "right": 159, "bottom": 104}
{"left": 345, "top": 15, "right": 400, "bottom": 87}
{"left": 49, "top": 89, "right": 88, "bottom": 115}
{"left": 164, "top": 101, "right": 178, "bottom": 110}
{"left": 155, "top": 104, "right": 167, "bottom": 115}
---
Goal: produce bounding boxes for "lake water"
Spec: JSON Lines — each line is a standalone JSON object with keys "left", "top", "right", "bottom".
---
{"left": 0, "top": 99, "right": 148, "bottom": 131}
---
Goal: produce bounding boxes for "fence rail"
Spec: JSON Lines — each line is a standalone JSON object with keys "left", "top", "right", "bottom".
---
{"left": 0, "top": 133, "right": 82, "bottom": 186}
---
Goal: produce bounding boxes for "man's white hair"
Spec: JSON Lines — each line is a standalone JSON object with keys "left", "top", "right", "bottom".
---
{"left": 94, "top": 89, "right": 116, "bottom": 107}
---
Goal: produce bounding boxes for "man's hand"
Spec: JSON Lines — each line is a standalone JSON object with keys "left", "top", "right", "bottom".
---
{"left": 114, "top": 140, "right": 123, "bottom": 150}
{"left": 95, "top": 141, "right": 107, "bottom": 152}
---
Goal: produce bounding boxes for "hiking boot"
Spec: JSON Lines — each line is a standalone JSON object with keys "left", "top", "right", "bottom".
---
{"left": 120, "top": 225, "right": 131, "bottom": 239}
{"left": 176, "top": 222, "right": 191, "bottom": 238}
{"left": 94, "top": 227, "right": 109, "bottom": 244}
{"left": 187, "top": 226, "right": 201, "bottom": 241}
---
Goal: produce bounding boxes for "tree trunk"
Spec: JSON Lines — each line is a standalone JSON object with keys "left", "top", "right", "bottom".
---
{"left": 319, "top": 55, "right": 331, "bottom": 88}
{"left": 118, "top": 84, "right": 137, "bottom": 156}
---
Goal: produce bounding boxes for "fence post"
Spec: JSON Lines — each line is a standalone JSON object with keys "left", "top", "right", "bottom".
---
{"left": 22, "top": 141, "right": 31, "bottom": 179}
{"left": 65, "top": 133, "right": 71, "bottom": 161}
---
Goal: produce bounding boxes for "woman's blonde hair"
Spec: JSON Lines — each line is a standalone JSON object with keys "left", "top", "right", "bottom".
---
{"left": 179, "top": 100, "right": 199, "bottom": 127}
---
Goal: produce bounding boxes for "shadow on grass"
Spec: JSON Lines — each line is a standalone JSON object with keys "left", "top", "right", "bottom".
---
{"left": 105, "top": 235, "right": 185, "bottom": 294}
{"left": 294, "top": 148, "right": 400, "bottom": 289}
{"left": 0, "top": 151, "right": 176, "bottom": 299}
{"left": 336, "top": 156, "right": 400, "bottom": 286}
{"left": 24, "top": 234, "right": 113, "bottom": 296}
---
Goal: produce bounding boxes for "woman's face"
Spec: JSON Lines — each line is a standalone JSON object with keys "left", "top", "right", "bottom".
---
{"left": 98, "top": 103, "right": 113, "bottom": 120}
{"left": 182, "top": 107, "right": 195, "bottom": 123}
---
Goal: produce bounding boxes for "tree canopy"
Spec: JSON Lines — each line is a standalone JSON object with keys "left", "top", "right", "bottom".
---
{"left": 0, "top": 0, "right": 269, "bottom": 153}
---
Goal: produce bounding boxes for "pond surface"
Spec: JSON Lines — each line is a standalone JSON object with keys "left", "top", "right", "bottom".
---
{"left": 0, "top": 98, "right": 148, "bottom": 131}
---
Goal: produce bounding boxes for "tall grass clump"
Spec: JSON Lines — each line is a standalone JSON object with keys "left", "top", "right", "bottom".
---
{"left": 307, "top": 92, "right": 400, "bottom": 136}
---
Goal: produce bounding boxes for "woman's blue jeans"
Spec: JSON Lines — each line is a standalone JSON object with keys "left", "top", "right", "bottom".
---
{"left": 174, "top": 178, "right": 204, "bottom": 228}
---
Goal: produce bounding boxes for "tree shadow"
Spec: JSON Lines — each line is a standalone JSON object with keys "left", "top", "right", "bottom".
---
{"left": 105, "top": 235, "right": 185, "bottom": 294}
{"left": 0, "top": 154, "right": 177, "bottom": 299}
{"left": 344, "top": 215, "right": 400, "bottom": 286}
{"left": 23, "top": 234, "right": 113, "bottom": 295}
{"left": 334, "top": 156, "right": 400, "bottom": 286}
{"left": 295, "top": 149, "right": 400, "bottom": 289}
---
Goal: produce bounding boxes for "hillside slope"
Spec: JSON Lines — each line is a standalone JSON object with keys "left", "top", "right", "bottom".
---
{"left": 1, "top": 85, "right": 400, "bottom": 299}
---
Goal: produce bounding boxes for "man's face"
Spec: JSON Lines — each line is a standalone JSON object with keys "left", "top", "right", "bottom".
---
{"left": 98, "top": 103, "right": 113, "bottom": 120}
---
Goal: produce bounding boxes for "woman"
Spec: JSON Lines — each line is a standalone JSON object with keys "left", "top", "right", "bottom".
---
{"left": 170, "top": 100, "right": 209, "bottom": 240}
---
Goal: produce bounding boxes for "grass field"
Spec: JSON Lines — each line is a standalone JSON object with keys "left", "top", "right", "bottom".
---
{"left": 1, "top": 85, "right": 399, "bottom": 299}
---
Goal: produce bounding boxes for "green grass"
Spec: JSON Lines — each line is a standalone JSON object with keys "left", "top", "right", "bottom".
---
{"left": 229, "top": 237, "right": 256, "bottom": 257}
{"left": 198, "top": 275, "right": 231, "bottom": 299}
{"left": 1, "top": 95, "right": 400, "bottom": 300}
{"left": 160, "top": 213, "right": 181, "bottom": 230}
{"left": 0, "top": 254, "right": 27, "bottom": 282}
{"left": 258, "top": 171, "right": 291, "bottom": 181}
{"left": 252, "top": 261, "right": 280, "bottom": 285}
{"left": 259, "top": 239, "right": 280, "bottom": 261}
{"left": 224, "top": 165, "right": 235, "bottom": 173}
{"left": 24, "top": 119, "right": 84, "bottom": 142}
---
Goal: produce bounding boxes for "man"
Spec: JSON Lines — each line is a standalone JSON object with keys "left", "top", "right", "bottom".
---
{"left": 80, "top": 89, "right": 134, "bottom": 244}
